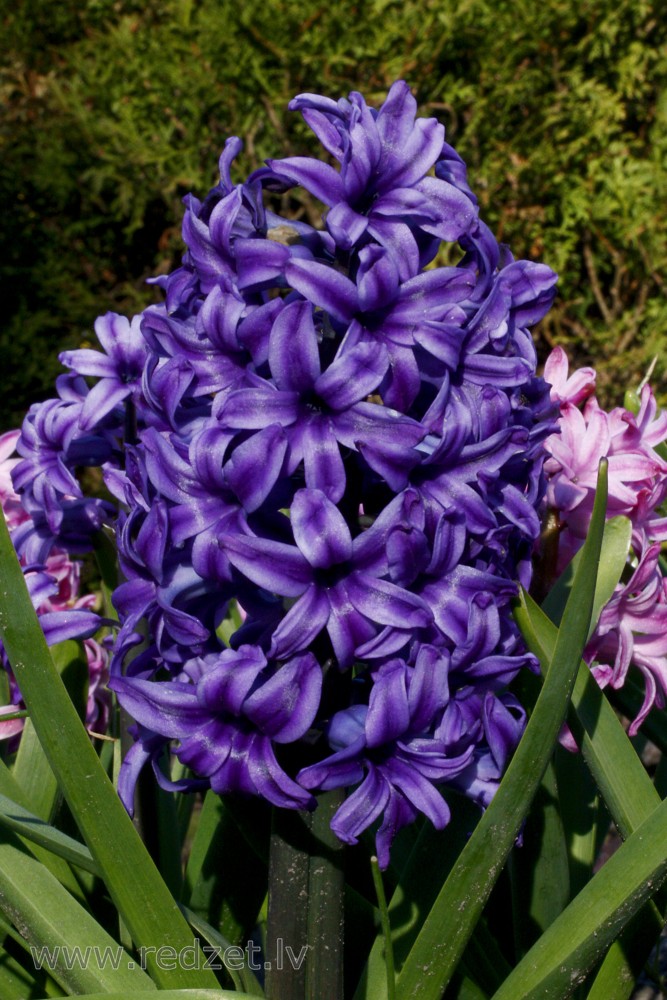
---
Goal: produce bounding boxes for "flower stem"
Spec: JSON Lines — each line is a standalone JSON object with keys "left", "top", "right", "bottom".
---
{"left": 266, "top": 808, "right": 309, "bottom": 1000}
{"left": 305, "top": 789, "right": 345, "bottom": 998}
{"left": 370, "top": 855, "right": 396, "bottom": 1000}
{"left": 265, "top": 790, "right": 345, "bottom": 999}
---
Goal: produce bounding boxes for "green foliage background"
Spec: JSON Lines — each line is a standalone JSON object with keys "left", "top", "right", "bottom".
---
{"left": 2, "top": 0, "right": 666, "bottom": 428}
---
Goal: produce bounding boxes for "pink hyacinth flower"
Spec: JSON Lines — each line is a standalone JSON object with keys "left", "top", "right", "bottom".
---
{"left": 0, "top": 431, "right": 109, "bottom": 742}
{"left": 543, "top": 348, "right": 667, "bottom": 734}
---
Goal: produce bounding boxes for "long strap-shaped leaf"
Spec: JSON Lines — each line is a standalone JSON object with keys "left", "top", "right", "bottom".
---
{"left": 514, "top": 594, "right": 660, "bottom": 838}
{"left": 0, "top": 831, "right": 150, "bottom": 995}
{"left": 394, "top": 460, "right": 608, "bottom": 1000}
{"left": 0, "top": 790, "right": 100, "bottom": 875}
{"left": 43, "top": 993, "right": 260, "bottom": 999}
{"left": 0, "top": 511, "right": 219, "bottom": 991}
{"left": 0, "top": 756, "right": 88, "bottom": 901}
{"left": 514, "top": 590, "right": 664, "bottom": 997}
{"left": 489, "top": 794, "right": 667, "bottom": 999}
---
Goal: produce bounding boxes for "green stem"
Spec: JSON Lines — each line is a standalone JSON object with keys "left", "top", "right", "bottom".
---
{"left": 265, "top": 791, "right": 345, "bottom": 999}
{"left": 305, "top": 790, "right": 345, "bottom": 999}
{"left": 371, "top": 856, "right": 396, "bottom": 1000}
{"left": 265, "top": 808, "right": 310, "bottom": 1000}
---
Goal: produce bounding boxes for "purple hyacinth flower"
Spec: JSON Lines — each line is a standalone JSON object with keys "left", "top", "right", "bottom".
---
{"left": 12, "top": 81, "right": 559, "bottom": 864}
{"left": 218, "top": 299, "right": 425, "bottom": 501}
{"left": 221, "top": 488, "right": 432, "bottom": 668}
{"left": 60, "top": 313, "right": 149, "bottom": 431}
{"left": 298, "top": 651, "right": 474, "bottom": 867}
{"left": 266, "top": 81, "right": 477, "bottom": 274}
{"left": 112, "top": 645, "right": 322, "bottom": 811}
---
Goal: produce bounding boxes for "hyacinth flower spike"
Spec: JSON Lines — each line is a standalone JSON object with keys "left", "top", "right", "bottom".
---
{"left": 11, "top": 82, "right": 558, "bottom": 870}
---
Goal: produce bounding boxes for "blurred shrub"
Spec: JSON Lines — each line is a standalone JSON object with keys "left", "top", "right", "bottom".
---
{"left": 2, "top": 0, "right": 666, "bottom": 426}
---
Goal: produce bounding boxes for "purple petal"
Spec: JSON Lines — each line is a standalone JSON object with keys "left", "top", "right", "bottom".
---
{"left": 482, "top": 693, "right": 525, "bottom": 771}
{"left": 265, "top": 156, "right": 344, "bottom": 206}
{"left": 378, "top": 117, "right": 445, "bottom": 192}
{"left": 356, "top": 244, "right": 401, "bottom": 313}
{"left": 302, "top": 420, "right": 346, "bottom": 503}
{"left": 112, "top": 677, "right": 206, "bottom": 738}
{"left": 268, "top": 299, "right": 320, "bottom": 392}
{"left": 366, "top": 218, "right": 420, "bottom": 282}
{"left": 348, "top": 572, "right": 433, "bottom": 628}
{"left": 391, "top": 267, "right": 476, "bottom": 328}
{"left": 79, "top": 379, "right": 130, "bottom": 431}
{"left": 235, "top": 239, "right": 290, "bottom": 291}
{"left": 386, "top": 522, "right": 430, "bottom": 587}
{"left": 197, "top": 646, "right": 267, "bottom": 715}
{"left": 365, "top": 662, "right": 410, "bottom": 748}
{"left": 224, "top": 425, "right": 287, "bottom": 512}
{"left": 244, "top": 651, "right": 322, "bottom": 741}
{"left": 297, "top": 732, "right": 367, "bottom": 791}
{"left": 327, "top": 583, "right": 377, "bottom": 668}
{"left": 326, "top": 202, "right": 369, "bottom": 249}
{"left": 59, "top": 349, "right": 117, "bottom": 379}
{"left": 330, "top": 768, "right": 390, "bottom": 843}
{"left": 291, "top": 488, "right": 352, "bottom": 568}
{"left": 300, "top": 107, "right": 346, "bottom": 159}
{"left": 117, "top": 731, "right": 166, "bottom": 816}
{"left": 180, "top": 718, "right": 232, "bottom": 778}
{"left": 372, "top": 186, "right": 436, "bottom": 220}
{"left": 221, "top": 533, "right": 311, "bottom": 597}
{"left": 375, "top": 81, "right": 418, "bottom": 152}
{"left": 413, "top": 320, "right": 463, "bottom": 369}
{"left": 374, "top": 789, "right": 419, "bottom": 869}
{"left": 40, "top": 609, "right": 104, "bottom": 645}
{"left": 316, "top": 341, "right": 389, "bottom": 411}
{"left": 415, "top": 176, "right": 477, "bottom": 241}
{"left": 219, "top": 387, "right": 299, "bottom": 429}
{"left": 269, "top": 584, "right": 331, "bottom": 660}
{"left": 463, "top": 353, "right": 533, "bottom": 387}
{"left": 383, "top": 757, "right": 451, "bottom": 829}
{"left": 285, "top": 259, "right": 359, "bottom": 323}
{"left": 246, "top": 736, "right": 315, "bottom": 809}
{"left": 356, "top": 436, "right": 423, "bottom": 492}
{"left": 408, "top": 645, "right": 451, "bottom": 733}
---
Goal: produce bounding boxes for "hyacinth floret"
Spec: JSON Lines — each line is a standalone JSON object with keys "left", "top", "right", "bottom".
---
{"left": 0, "top": 431, "right": 110, "bottom": 741}
{"left": 543, "top": 347, "right": 667, "bottom": 736}
{"left": 11, "top": 82, "right": 558, "bottom": 865}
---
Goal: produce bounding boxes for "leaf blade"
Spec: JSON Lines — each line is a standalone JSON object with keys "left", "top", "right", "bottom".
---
{"left": 0, "top": 511, "right": 220, "bottom": 991}
{"left": 394, "top": 460, "right": 609, "bottom": 1000}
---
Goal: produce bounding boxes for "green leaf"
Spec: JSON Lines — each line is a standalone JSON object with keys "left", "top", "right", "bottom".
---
{"left": 508, "top": 760, "right": 570, "bottom": 954}
{"left": 552, "top": 743, "right": 601, "bottom": 898}
{"left": 183, "top": 792, "right": 269, "bottom": 946}
{"left": 0, "top": 946, "right": 64, "bottom": 1000}
{"left": 0, "top": 511, "right": 220, "bottom": 991}
{"left": 393, "top": 460, "right": 609, "bottom": 1000}
{"left": 11, "top": 640, "right": 90, "bottom": 823}
{"left": 584, "top": 925, "right": 655, "bottom": 1000}
{"left": 490, "top": 795, "right": 667, "bottom": 999}
{"left": 541, "top": 515, "right": 631, "bottom": 639}
{"left": 354, "top": 796, "right": 484, "bottom": 1000}
{"left": 178, "top": 903, "right": 265, "bottom": 996}
{"left": 0, "top": 790, "right": 100, "bottom": 875}
{"left": 0, "top": 757, "right": 88, "bottom": 902}
{"left": 11, "top": 716, "right": 60, "bottom": 820}
{"left": 0, "top": 830, "right": 152, "bottom": 995}
{"left": 514, "top": 593, "right": 659, "bottom": 838}
{"left": 43, "top": 992, "right": 258, "bottom": 999}
{"left": 445, "top": 974, "right": 489, "bottom": 1000}
{"left": 370, "top": 857, "right": 395, "bottom": 1000}
{"left": 515, "top": 569, "right": 665, "bottom": 995}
